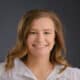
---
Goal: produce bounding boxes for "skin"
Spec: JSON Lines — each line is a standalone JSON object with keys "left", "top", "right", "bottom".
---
{"left": 25, "top": 17, "right": 56, "bottom": 80}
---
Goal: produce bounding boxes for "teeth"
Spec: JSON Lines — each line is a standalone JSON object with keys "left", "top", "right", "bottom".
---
{"left": 32, "top": 44, "right": 47, "bottom": 48}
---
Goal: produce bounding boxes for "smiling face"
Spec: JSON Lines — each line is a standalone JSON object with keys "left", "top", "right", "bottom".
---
{"left": 26, "top": 17, "right": 55, "bottom": 58}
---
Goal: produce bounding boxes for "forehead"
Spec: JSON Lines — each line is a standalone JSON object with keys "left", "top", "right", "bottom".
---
{"left": 30, "top": 17, "right": 55, "bottom": 30}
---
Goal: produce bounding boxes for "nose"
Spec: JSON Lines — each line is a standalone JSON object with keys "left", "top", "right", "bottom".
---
{"left": 36, "top": 32, "right": 45, "bottom": 43}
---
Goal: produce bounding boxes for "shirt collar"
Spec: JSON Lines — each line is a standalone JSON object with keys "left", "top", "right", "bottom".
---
{"left": 13, "top": 58, "right": 64, "bottom": 80}
{"left": 13, "top": 58, "right": 37, "bottom": 79}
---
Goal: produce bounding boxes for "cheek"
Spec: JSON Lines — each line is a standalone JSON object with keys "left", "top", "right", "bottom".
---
{"left": 48, "top": 35, "right": 55, "bottom": 43}
{"left": 47, "top": 35, "right": 55, "bottom": 48}
{"left": 49, "top": 38, "right": 55, "bottom": 47}
{"left": 26, "top": 36, "right": 35, "bottom": 46}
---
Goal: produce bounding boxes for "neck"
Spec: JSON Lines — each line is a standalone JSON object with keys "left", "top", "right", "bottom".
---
{"left": 23, "top": 55, "right": 55, "bottom": 79}
{"left": 24, "top": 54, "right": 55, "bottom": 72}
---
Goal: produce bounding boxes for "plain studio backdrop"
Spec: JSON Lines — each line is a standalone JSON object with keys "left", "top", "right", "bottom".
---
{"left": 0, "top": 0, "right": 80, "bottom": 68}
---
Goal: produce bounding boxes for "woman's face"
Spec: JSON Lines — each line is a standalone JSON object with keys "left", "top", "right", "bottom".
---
{"left": 26, "top": 17, "right": 55, "bottom": 58}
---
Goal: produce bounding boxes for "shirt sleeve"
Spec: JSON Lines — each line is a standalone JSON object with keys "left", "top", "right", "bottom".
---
{"left": 63, "top": 67, "right": 80, "bottom": 80}
{"left": 71, "top": 68, "right": 80, "bottom": 80}
{"left": 0, "top": 63, "right": 5, "bottom": 76}
{"left": 0, "top": 63, "right": 12, "bottom": 80}
{"left": 56, "top": 66, "right": 80, "bottom": 80}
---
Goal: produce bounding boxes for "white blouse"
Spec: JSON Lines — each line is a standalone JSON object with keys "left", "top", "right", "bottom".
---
{"left": 0, "top": 58, "right": 80, "bottom": 80}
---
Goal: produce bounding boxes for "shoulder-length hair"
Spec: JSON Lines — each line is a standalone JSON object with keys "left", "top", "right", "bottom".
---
{"left": 5, "top": 9, "right": 69, "bottom": 72}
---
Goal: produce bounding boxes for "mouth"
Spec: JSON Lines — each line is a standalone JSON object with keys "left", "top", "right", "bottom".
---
{"left": 32, "top": 44, "right": 48, "bottom": 48}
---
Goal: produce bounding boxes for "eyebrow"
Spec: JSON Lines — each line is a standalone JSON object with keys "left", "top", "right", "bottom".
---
{"left": 43, "top": 29, "right": 53, "bottom": 31}
{"left": 30, "top": 28, "right": 53, "bottom": 31}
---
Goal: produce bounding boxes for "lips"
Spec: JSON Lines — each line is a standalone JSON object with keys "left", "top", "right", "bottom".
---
{"left": 32, "top": 44, "right": 48, "bottom": 48}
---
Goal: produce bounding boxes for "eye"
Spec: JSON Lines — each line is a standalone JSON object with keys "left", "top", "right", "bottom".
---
{"left": 29, "top": 31, "right": 37, "bottom": 34}
{"left": 44, "top": 31, "right": 51, "bottom": 34}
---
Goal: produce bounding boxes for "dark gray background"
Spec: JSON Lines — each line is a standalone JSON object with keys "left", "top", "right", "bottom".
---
{"left": 0, "top": 0, "right": 80, "bottom": 67}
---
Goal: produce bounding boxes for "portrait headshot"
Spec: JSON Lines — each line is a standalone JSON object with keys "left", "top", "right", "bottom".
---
{"left": 0, "top": 0, "right": 80, "bottom": 80}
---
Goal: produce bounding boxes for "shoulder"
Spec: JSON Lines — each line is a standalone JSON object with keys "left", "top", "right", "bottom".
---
{"left": 65, "top": 66, "right": 80, "bottom": 74}
{"left": 59, "top": 66, "right": 80, "bottom": 80}
{"left": 66, "top": 66, "right": 80, "bottom": 76}
{"left": 0, "top": 62, "right": 5, "bottom": 77}
{"left": 0, "top": 60, "right": 17, "bottom": 80}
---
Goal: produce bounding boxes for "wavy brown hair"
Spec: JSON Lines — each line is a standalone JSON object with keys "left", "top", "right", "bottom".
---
{"left": 5, "top": 9, "right": 69, "bottom": 71}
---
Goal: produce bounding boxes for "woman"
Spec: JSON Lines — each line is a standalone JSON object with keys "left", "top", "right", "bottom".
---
{"left": 0, "top": 9, "right": 80, "bottom": 80}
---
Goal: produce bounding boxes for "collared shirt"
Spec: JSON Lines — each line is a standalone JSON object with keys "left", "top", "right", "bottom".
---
{"left": 0, "top": 58, "right": 80, "bottom": 80}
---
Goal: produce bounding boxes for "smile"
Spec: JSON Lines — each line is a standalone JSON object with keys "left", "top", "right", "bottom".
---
{"left": 32, "top": 44, "right": 48, "bottom": 48}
